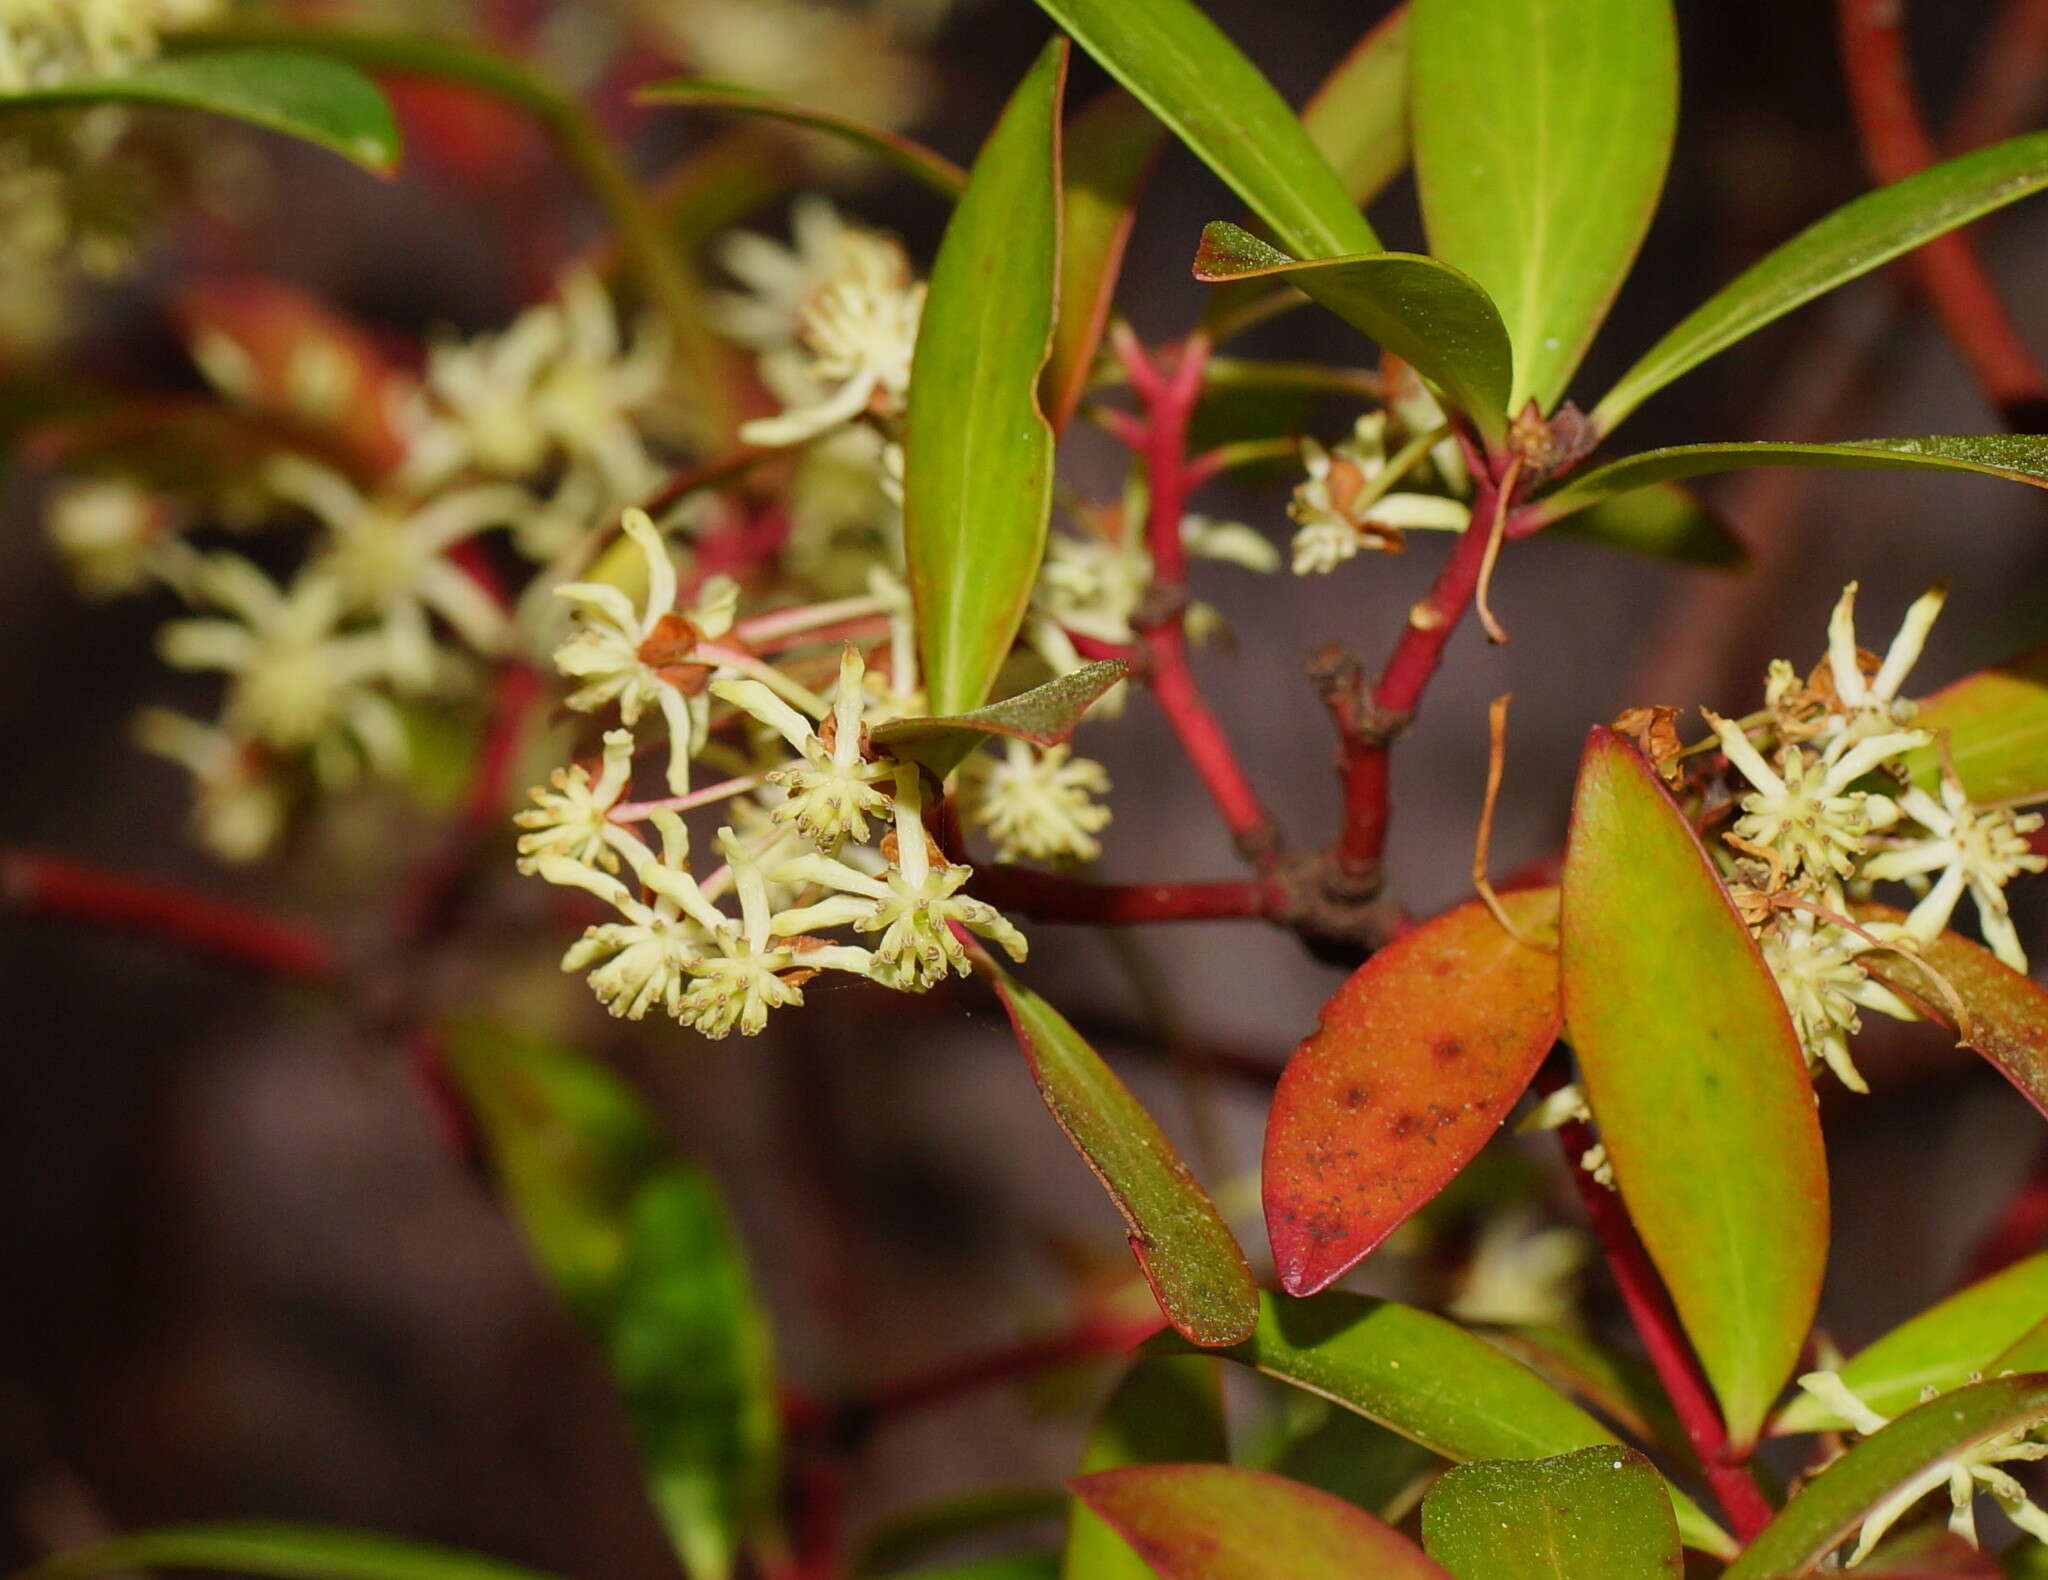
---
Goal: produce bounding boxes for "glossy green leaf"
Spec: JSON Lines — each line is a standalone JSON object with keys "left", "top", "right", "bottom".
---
{"left": 446, "top": 1024, "right": 777, "bottom": 1580}
{"left": 1543, "top": 482, "right": 1744, "bottom": 568}
{"left": 1855, "top": 906, "right": 2048, "bottom": 1120}
{"left": 1774, "top": 1254, "right": 2048, "bottom": 1434}
{"left": 1264, "top": 890, "right": 1562, "bottom": 1296}
{"left": 1535, "top": 436, "right": 2048, "bottom": 529}
{"left": 904, "top": 40, "right": 1065, "bottom": 716}
{"left": 14, "top": 1524, "right": 559, "bottom": 1580}
{"left": 1167, "top": 1290, "right": 1735, "bottom": 1558}
{"left": 1045, "top": 90, "right": 1164, "bottom": 433}
{"left": 1727, "top": 1374, "right": 2048, "bottom": 1578}
{"left": 1420, "top": 1446, "right": 1682, "bottom": 1580}
{"left": 1300, "top": 6, "right": 1411, "bottom": 210}
{"left": 1029, "top": 0, "right": 1377, "bottom": 261}
{"left": 1561, "top": 728, "right": 1828, "bottom": 1452}
{"left": 1996, "top": 1318, "right": 2048, "bottom": 1373}
{"left": 1906, "top": 642, "right": 2048, "bottom": 804}
{"left": 1595, "top": 129, "right": 2048, "bottom": 431}
{"left": 1412, "top": 0, "right": 1676, "bottom": 412}
{"left": 635, "top": 79, "right": 966, "bottom": 197}
{"left": 1478, "top": 1326, "right": 1684, "bottom": 1455}
{"left": 1193, "top": 221, "right": 1512, "bottom": 443}
{"left": 4, "top": 48, "right": 399, "bottom": 170}
{"left": 873, "top": 660, "right": 1128, "bottom": 779}
{"left": 1071, "top": 1465, "right": 1452, "bottom": 1580}
{"left": 1064, "top": 1357, "right": 1227, "bottom": 1580}
{"left": 1261, "top": 1397, "right": 1439, "bottom": 1523}
{"left": 984, "top": 962, "right": 1258, "bottom": 1346}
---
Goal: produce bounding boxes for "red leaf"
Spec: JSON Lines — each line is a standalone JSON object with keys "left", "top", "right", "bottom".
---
{"left": 1264, "top": 889, "right": 1562, "bottom": 1297}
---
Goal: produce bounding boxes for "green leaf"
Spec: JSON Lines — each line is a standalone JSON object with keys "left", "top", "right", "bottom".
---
{"left": 1773, "top": 1254, "right": 2048, "bottom": 1435}
{"left": 14, "top": 1524, "right": 560, "bottom": 1580}
{"left": 634, "top": 79, "right": 967, "bottom": 197}
{"left": 1595, "top": 129, "right": 2048, "bottom": 431}
{"left": 1193, "top": 221, "right": 1513, "bottom": 444}
{"left": 872, "top": 660, "right": 1128, "bottom": 779}
{"left": 1027, "top": 0, "right": 1378, "bottom": 260}
{"left": 1264, "top": 890, "right": 1561, "bottom": 1295}
{"left": 1543, "top": 482, "right": 1745, "bottom": 568}
{"left": 1727, "top": 1374, "right": 2048, "bottom": 1578}
{"left": 1477, "top": 1326, "right": 1685, "bottom": 1456}
{"left": 1064, "top": 1357, "right": 1227, "bottom": 1580}
{"left": 1044, "top": 89, "right": 1164, "bottom": 433}
{"left": 446, "top": 1024, "right": 777, "bottom": 1580}
{"left": 1905, "top": 642, "right": 2048, "bottom": 804}
{"left": 1534, "top": 436, "right": 2048, "bottom": 529}
{"left": 1299, "top": 7, "right": 1411, "bottom": 210}
{"left": 1411, "top": 0, "right": 1676, "bottom": 413}
{"left": 1420, "top": 1446, "right": 1682, "bottom": 1580}
{"left": 1855, "top": 906, "right": 2048, "bottom": 1121}
{"left": 1996, "top": 1318, "right": 2048, "bottom": 1373}
{"left": 984, "top": 962, "right": 1258, "bottom": 1346}
{"left": 1169, "top": 1290, "right": 1734, "bottom": 1558}
{"left": 3, "top": 48, "right": 400, "bottom": 171}
{"left": 1561, "top": 728, "right": 1828, "bottom": 1452}
{"left": 1070, "top": 1465, "right": 1452, "bottom": 1580}
{"left": 1261, "top": 1399, "right": 1440, "bottom": 1523}
{"left": 904, "top": 40, "right": 1065, "bottom": 717}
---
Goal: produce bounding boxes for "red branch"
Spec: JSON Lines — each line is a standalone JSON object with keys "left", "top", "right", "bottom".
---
{"left": 974, "top": 863, "right": 1287, "bottom": 925}
{"left": 2, "top": 848, "right": 340, "bottom": 983}
{"left": 1117, "top": 329, "right": 1283, "bottom": 869}
{"left": 1330, "top": 453, "right": 1508, "bottom": 877}
{"left": 1542, "top": 1071, "right": 1775, "bottom": 1542}
{"left": 853, "top": 1310, "right": 1166, "bottom": 1425}
{"left": 1944, "top": 0, "right": 2048, "bottom": 157}
{"left": 1837, "top": 0, "right": 2048, "bottom": 428}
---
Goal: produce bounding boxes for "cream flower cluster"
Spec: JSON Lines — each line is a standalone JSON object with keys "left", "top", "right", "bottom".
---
{"left": 0, "top": 0, "right": 222, "bottom": 92}
{"left": 1707, "top": 584, "right": 2044, "bottom": 1092}
{"left": 1795, "top": 1370, "right": 2048, "bottom": 1564}
{"left": 516, "top": 508, "right": 1037, "bottom": 1037}
{"left": 1287, "top": 409, "right": 1470, "bottom": 576}
{"left": 48, "top": 267, "right": 678, "bottom": 861}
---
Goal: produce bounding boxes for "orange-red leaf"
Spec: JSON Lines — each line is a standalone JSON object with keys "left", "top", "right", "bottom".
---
{"left": 1857, "top": 903, "right": 2048, "bottom": 1119}
{"left": 1264, "top": 889, "right": 1562, "bottom": 1297}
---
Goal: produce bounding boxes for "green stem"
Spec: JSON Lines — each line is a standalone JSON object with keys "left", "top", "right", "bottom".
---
{"left": 185, "top": 24, "right": 739, "bottom": 446}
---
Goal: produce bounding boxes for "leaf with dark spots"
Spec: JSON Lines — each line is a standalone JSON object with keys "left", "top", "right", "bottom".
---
{"left": 1263, "top": 889, "right": 1561, "bottom": 1297}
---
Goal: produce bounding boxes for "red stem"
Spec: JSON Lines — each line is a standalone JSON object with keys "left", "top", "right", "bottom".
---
{"left": 1119, "top": 330, "right": 1282, "bottom": 868}
{"left": 1837, "top": 0, "right": 2048, "bottom": 427}
{"left": 857, "top": 1310, "right": 1166, "bottom": 1423}
{"left": 2, "top": 847, "right": 340, "bottom": 983}
{"left": 1943, "top": 0, "right": 2048, "bottom": 156}
{"left": 973, "top": 863, "right": 1286, "bottom": 924}
{"left": 1541, "top": 1071, "right": 1775, "bottom": 1541}
{"left": 1332, "top": 456, "right": 1507, "bottom": 877}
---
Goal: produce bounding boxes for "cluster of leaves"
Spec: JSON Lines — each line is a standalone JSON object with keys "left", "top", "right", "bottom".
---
{"left": 16, "top": 0, "right": 2048, "bottom": 1575}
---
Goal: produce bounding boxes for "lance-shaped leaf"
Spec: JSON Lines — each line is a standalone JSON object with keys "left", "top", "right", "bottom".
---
{"left": 1044, "top": 90, "right": 1164, "bottom": 433}
{"left": 1595, "top": 129, "right": 2048, "bottom": 432}
{"left": 1542, "top": 481, "right": 1744, "bottom": 568}
{"left": 904, "top": 40, "right": 1064, "bottom": 716}
{"left": 1479, "top": 1326, "right": 1685, "bottom": 1454}
{"left": 1420, "top": 1446, "right": 1682, "bottom": 1580}
{"left": 14, "top": 1523, "right": 560, "bottom": 1580}
{"left": 1997, "top": 1319, "right": 2048, "bottom": 1373}
{"left": 1727, "top": 1374, "right": 2048, "bottom": 1579}
{"left": 1163, "top": 1290, "right": 1735, "bottom": 1557}
{"left": 1194, "top": 222, "right": 1512, "bottom": 444}
{"left": 634, "top": 80, "right": 967, "bottom": 198}
{"left": 1412, "top": 0, "right": 1676, "bottom": 413}
{"left": 1071, "top": 1465, "right": 1452, "bottom": 1580}
{"left": 983, "top": 961, "right": 1258, "bottom": 1346}
{"left": 1028, "top": 0, "right": 1377, "bottom": 261}
{"left": 1561, "top": 728, "right": 1828, "bottom": 1452}
{"left": 1063, "top": 1357, "right": 1227, "bottom": 1580}
{"left": 1302, "top": 6, "right": 1411, "bottom": 209}
{"left": 1264, "top": 890, "right": 1562, "bottom": 1296}
{"left": 1905, "top": 642, "right": 2048, "bottom": 804}
{"left": 446, "top": 1024, "right": 778, "bottom": 1580}
{"left": 1774, "top": 1254, "right": 2048, "bottom": 1435}
{"left": 1532, "top": 436, "right": 2048, "bottom": 529}
{"left": 1855, "top": 905, "right": 2048, "bottom": 1120}
{"left": 873, "top": 660, "right": 1127, "bottom": 778}
{"left": 3, "top": 47, "right": 400, "bottom": 171}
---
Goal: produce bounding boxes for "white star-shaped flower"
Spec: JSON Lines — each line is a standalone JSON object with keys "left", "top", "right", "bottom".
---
{"left": 712, "top": 644, "right": 892, "bottom": 851}
{"left": 1863, "top": 770, "right": 2047, "bottom": 970}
